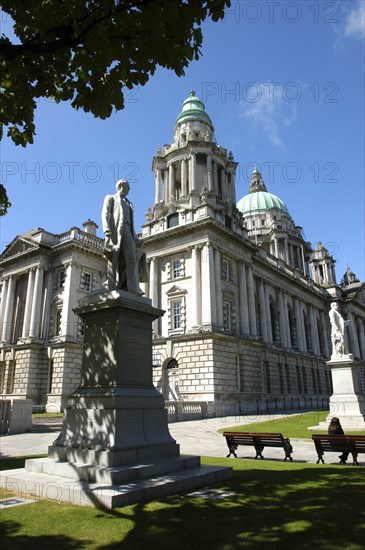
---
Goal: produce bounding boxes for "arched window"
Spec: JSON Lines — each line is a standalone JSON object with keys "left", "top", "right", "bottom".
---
{"left": 164, "top": 359, "right": 180, "bottom": 401}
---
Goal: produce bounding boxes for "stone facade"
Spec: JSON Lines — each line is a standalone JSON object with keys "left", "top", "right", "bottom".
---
{"left": 1, "top": 93, "right": 364, "bottom": 414}
{"left": 141, "top": 92, "right": 365, "bottom": 414}
{"left": 0, "top": 221, "right": 106, "bottom": 411}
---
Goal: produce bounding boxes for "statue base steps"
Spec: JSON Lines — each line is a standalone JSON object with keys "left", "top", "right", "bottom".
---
{"left": 1, "top": 291, "right": 231, "bottom": 507}
{"left": 1, "top": 458, "right": 231, "bottom": 509}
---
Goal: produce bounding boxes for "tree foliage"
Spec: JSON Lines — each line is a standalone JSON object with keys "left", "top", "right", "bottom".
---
{"left": 0, "top": 0, "right": 229, "bottom": 147}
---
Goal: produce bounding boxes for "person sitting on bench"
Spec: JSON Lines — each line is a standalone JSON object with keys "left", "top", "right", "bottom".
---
{"left": 328, "top": 417, "right": 349, "bottom": 463}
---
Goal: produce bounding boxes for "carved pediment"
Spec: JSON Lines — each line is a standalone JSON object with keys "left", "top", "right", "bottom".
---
{"left": 0, "top": 237, "right": 39, "bottom": 261}
{"left": 166, "top": 285, "right": 187, "bottom": 297}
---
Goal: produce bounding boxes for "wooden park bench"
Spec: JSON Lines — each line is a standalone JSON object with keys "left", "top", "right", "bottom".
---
{"left": 312, "top": 434, "right": 365, "bottom": 466}
{"left": 223, "top": 432, "right": 293, "bottom": 462}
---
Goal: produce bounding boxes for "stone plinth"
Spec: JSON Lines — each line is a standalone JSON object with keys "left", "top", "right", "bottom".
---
{"left": 310, "top": 355, "right": 365, "bottom": 431}
{"left": 1, "top": 290, "right": 231, "bottom": 507}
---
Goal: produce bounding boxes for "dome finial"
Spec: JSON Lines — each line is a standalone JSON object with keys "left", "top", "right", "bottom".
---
{"left": 190, "top": 89, "right": 196, "bottom": 97}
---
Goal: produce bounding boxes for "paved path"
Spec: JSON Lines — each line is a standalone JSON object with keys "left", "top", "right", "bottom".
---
{"left": 1, "top": 413, "right": 363, "bottom": 465}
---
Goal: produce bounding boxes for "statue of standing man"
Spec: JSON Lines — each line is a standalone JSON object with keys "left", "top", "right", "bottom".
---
{"left": 329, "top": 302, "right": 350, "bottom": 358}
{"left": 102, "top": 179, "right": 145, "bottom": 294}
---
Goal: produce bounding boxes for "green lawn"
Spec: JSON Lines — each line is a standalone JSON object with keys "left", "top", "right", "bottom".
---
{"left": 219, "top": 410, "right": 365, "bottom": 438}
{"left": 1, "top": 455, "right": 364, "bottom": 549}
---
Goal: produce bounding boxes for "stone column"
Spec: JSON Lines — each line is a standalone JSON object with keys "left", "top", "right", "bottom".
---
{"left": 347, "top": 312, "right": 361, "bottom": 358}
{"left": 213, "top": 160, "right": 218, "bottom": 194}
{"left": 246, "top": 265, "right": 257, "bottom": 336}
{"left": 22, "top": 268, "right": 35, "bottom": 338}
{"left": 41, "top": 268, "right": 54, "bottom": 340}
{"left": 181, "top": 159, "right": 187, "bottom": 196}
{"left": 201, "top": 243, "right": 216, "bottom": 326}
{"left": 168, "top": 163, "right": 175, "bottom": 200}
{"left": 164, "top": 168, "right": 169, "bottom": 203}
{"left": 258, "top": 280, "right": 268, "bottom": 342}
{"left": 278, "top": 289, "right": 287, "bottom": 347}
{"left": 148, "top": 257, "right": 158, "bottom": 335}
{"left": 1, "top": 275, "right": 16, "bottom": 342}
{"left": 320, "top": 310, "right": 330, "bottom": 357}
{"left": 274, "top": 238, "right": 279, "bottom": 258}
{"left": 284, "top": 238, "right": 289, "bottom": 264}
{"left": 154, "top": 167, "right": 161, "bottom": 204}
{"left": 191, "top": 245, "right": 201, "bottom": 327}
{"left": 148, "top": 257, "right": 158, "bottom": 307}
{"left": 294, "top": 298, "right": 304, "bottom": 351}
{"left": 283, "top": 291, "right": 291, "bottom": 347}
{"left": 0, "top": 276, "right": 9, "bottom": 335}
{"left": 214, "top": 247, "right": 223, "bottom": 327}
{"left": 300, "top": 245, "right": 306, "bottom": 275}
{"left": 60, "top": 262, "right": 78, "bottom": 340}
{"left": 309, "top": 305, "right": 319, "bottom": 355}
{"left": 264, "top": 283, "right": 272, "bottom": 343}
{"left": 357, "top": 319, "right": 365, "bottom": 360}
{"left": 230, "top": 171, "right": 236, "bottom": 204}
{"left": 207, "top": 155, "right": 213, "bottom": 191}
{"left": 238, "top": 261, "right": 249, "bottom": 335}
{"left": 190, "top": 152, "right": 196, "bottom": 191}
{"left": 29, "top": 266, "right": 44, "bottom": 338}
{"left": 221, "top": 170, "right": 226, "bottom": 201}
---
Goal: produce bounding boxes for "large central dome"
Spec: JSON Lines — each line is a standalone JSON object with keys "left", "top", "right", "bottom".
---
{"left": 237, "top": 168, "right": 290, "bottom": 217}
{"left": 237, "top": 190, "right": 290, "bottom": 216}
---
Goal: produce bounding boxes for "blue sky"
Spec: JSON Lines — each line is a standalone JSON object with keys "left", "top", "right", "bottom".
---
{"left": 1, "top": 0, "right": 364, "bottom": 281}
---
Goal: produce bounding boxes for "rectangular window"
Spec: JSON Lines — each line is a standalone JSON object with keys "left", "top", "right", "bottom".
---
{"left": 55, "top": 310, "right": 62, "bottom": 335}
{"left": 48, "top": 360, "right": 54, "bottom": 393}
{"left": 222, "top": 259, "right": 230, "bottom": 281}
{"left": 167, "top": 213, "right": 179, "bottom": 228}
{"left": 0, "top": 361, "right": 4, "bottom": 393}
{"left": 223, "top": 301, "right": 232, "bottom": 331}
{"left": 172, "top": 300, "right": 182, "bottom": 329}
{"left": 81, "top": 271, "right": 92, "bottom": 292}
{"left": 58, "top": 270, "right": 66, "bottom": 289}
{"left": 172, "top": 259, "right": 181, "bottom": 279}
{"left": 6, "top": 360, "right": 16, "bottom": 393}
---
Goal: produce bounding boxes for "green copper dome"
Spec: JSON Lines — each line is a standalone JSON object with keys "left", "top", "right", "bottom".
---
{"left": 237, "top": 191, "right": 290, "bottom": 216}
{"left": 237, "top": 168, "right": 290, "bottom": 216}
{"left": 175, "top": 90, "right": 213, "bottom": 127}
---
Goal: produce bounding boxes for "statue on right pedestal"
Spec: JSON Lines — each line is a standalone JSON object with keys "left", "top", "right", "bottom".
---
{"left": 329, "top": 302, "right": 350, "bottom": 358}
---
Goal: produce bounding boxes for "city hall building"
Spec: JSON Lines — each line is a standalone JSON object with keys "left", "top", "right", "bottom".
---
{"left": 1, "top": 92, "right": 364, "bottom": 413}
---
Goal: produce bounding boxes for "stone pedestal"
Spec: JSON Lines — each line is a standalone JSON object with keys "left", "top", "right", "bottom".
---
{"left": 1, "top": 291, "right": 231, "bottom": 508}
{"left": 311, "top": 355, "right": 365, "bottom": 431}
